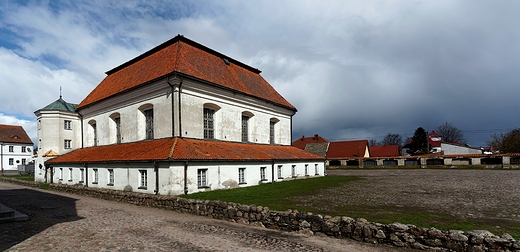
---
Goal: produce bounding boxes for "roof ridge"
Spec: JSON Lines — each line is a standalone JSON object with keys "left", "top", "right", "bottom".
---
{"left": 169, "top": 137, "right": 179, "bottom": 158}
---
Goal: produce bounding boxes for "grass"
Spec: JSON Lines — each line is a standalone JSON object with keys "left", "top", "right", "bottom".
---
{"left": 181, "top": 175, "right": 520, "bottom": 238}
{"left": 3, "top": 174, "right": 35, "bottom": 181}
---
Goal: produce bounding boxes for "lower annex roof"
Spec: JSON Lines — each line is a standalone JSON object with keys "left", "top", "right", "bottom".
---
{"left": 45, "top": 137, "right": 325, "bottom": 165}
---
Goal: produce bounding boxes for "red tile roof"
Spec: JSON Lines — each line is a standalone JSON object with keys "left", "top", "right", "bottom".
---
{"left": 369, "top": 145, "right": 400, "bottom": 157}
{"left": 292, "top": 134, "right": 329, "bottom": 149}
{"left": 0, "top": 124, "right": 33, "bottom": 145}
{"left": 45, "top": 138, "right": 324, "bottom": 164}
{"left": 77, "top": 35, "right": 295, "bottom": 111}
{"left": 326, "top": 140, "right": 369, "bottom": 159}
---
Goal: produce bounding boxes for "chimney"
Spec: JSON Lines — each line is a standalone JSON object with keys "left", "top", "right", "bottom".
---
{"left": 314, "top": 134, "right": 319, "bottom": 140}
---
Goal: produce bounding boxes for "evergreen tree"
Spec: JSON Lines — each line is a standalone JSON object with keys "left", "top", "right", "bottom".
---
{"left": 407, "top": 127, "right": 428, "bottom": 155}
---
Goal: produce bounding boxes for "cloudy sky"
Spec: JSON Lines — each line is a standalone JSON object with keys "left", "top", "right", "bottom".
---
{"left": 1, "top": 0, "right": 519, "bottom": 148}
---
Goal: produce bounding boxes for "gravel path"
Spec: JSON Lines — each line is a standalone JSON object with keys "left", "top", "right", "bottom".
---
{"left": 0, "top": 182, "right": 411, "bottom": 252}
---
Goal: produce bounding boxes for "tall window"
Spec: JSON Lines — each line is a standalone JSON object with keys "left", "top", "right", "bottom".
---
{"left": 108, "top": 169, "right": 114, "bottom": 185}
{"left": 93, "top": 169, "right": 98, "bottom": 184}
{"left": 139, "top": 170, "right": 147, "bottom": 189}
{"left": 203, "top": 108, "right": 215, "bottom": 139}
{"left": 144, "top": 109, "right": 154, "bottom": 140}
{"left": 238, "top": 168, "right": 246, "bottom": 184}
{"left": 9, "top": 146, "right": 13, "bottom": 152}
{"left": 242, "top": 115, "right": 249, "bottom": 142}
{"left": 315, "top": 164, "right": 319, "bottom": 175}
{"left": 64, "top": 120, "right": 72, "bottom": 130}
{"left": 80, "top": 168, "right": 84, "bottom": 182}
{"left": 92, "top": 122, "right": 97, "bottom": 146}
{"left": 64, "top": 140, "right": 72, "bottom": 149}
{"left": 68, "top": 168, "right": 73, "bottom": 181}
{"left": 291, "top": 165, "right": 296, "bottom": 178}
{"left": 114, "top": 117, "right": 121, "bottom": 144}
{"left": 9, "top": 158, "right": 13, "bottom": 165}
{"left": 198, "top": 169, "right": 208, "bottom": 187}
{"left": 305, "top": 164, "right": 309, "bottom": 176}
{"left": 21, "top": 146, "right": 26, "bottom": 153}
{"left": 59, "top": 168, "right": 63, "bottom": 180}
{"left": 22, "top": 159, "right": 26, "bottom": 165}
{"left": 277, "top": 165, "right": 283, "bottom": 179}
{"left": 260, "top": 167, "right": 267, "bottom": 181}
{"left": 269, "top": 121, "right": 276, "bottom": 144}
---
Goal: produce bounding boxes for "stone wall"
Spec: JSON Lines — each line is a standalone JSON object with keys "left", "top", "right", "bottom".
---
{"left": 47, "top": 183, "right": 520, "bottom": 252}
{"left": 0, "top": 176, "right": 42, "bottom": 188}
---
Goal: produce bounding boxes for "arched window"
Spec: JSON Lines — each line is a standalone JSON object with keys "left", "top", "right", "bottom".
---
{"left": 269, "top": 118, "right": 280, "bottom": 144}
{"left": 110, "top": 113, "right": 121, "bottom": 144}
{"left": 88, "top": 120, "right": 97, "bottom": 146}
{"left": 241, "top": 111, "right": 254, "bottom": 142}
{"left": 203, "top": 103, "right": 220, "bottom": 139}
{"left": 139, "top": 104, "right": 154, "bottom": 140}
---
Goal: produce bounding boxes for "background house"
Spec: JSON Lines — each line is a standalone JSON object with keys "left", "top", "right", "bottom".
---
{"left": 0, "top": 124, "right": 34, "bottom": 173}
{"left": 39, "top": 35, "right": 324, "bottom": 194}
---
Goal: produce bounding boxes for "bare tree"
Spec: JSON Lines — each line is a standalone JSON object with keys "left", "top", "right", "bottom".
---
{"left": 434, "top": 122, "right": 466, "bottom": 143}
{"left": 369, "top": 139, "right": 380, "bottom": 146}
{"left": 381, "top": 133, "right": 403, "bottom": 147}
{"left": 488, "top": 129, "right": 520, "bottom": 153}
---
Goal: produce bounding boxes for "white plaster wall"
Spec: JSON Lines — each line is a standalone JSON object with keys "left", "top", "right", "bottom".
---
{"left": 441, "top": 143, "right": 482, "bottom": 155}
{"left": 0, "top": 143, "right": 33, "bottom": 171}
{"left": 80, "top": 84, "right": 173, "bottom": 147}
{"left": 180, "top": 80, "right": 294, "bottom": 145}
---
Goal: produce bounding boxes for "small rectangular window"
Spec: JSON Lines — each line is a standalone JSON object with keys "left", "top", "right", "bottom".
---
{"left": 64, "top": 120, "right": 72, "bottom": 130}
{"left": 139, "top": 170, "right": 147, "bottom": 189}
{"left": 315, "top": 164, "right": 319, "bottom": 175}
{"left": 92, "top": 169, "right": 98, "bottom": 184}
{"left": 239, "top": 168, "right": 246, "bottom": 184}
{"left": 198, "top": 169, "right": 208, "bottom": 188}
{"left": 108, "top": 169, "right": 114, "bottom": 185}
{"left": 68, "top": 168, "right": 73, "bottom": 182}
{"left": 21, "top": 146, "right": 26, "bottom": 153}
{"left": 64, "top": 140, "right": 72, "bottom": 149}
{"left": 260, "top": 167, "right": 267, "bottom": 181}
{"left": 277, "top": 165, "right": 283, "bottom": 179}
{"left": 22, "top": 159, "right": 26, "bottom": 165}
{"left": 291, "top": 165, "right": 296, "bottom": 178}
{"left": 59, "top": 168, "right": 63, "bottom": 180}
{"left": 80, "top": 168, "right": 84, "bottom": 183}
{"left": 8, "top": 158, "right": 14, "bottom": 165}
{"left": 9, "top": 146, "right": 14, "bottom": 152}
{"left": 305, "top": 164, "right": 309, "bottom": 176}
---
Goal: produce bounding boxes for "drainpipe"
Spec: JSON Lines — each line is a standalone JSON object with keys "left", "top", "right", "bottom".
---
{"left": 154, "top": 161, "right": 159, "bottom": 195}
{"left": 84, "top": 163, "right": 88, "bottom": 187}
{"left": 178, "top": 77, "right": 183, "bottom": 137}
{"left": 271, "top": 160, "right": 275, "bottom": 182}
{"left": 44, "top": 164, "right": 48, "bottom": 183}
{"left": 184, "top": 161, "right": 188, "bottom": 194}
{"left": 167, "top": 77, "right": 176, "bottom": 137}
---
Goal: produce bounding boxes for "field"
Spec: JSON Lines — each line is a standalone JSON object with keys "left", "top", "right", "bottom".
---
{"left": 183, "top": 168, "right": 520, "bottom": 238}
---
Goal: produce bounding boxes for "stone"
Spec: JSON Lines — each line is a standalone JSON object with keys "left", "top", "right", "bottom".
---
{"left": 427, "top": 228, "right": 447, "bottom": 240}
{"left": 375, "top": 230, "right": 386, "bottom": 239}
{"left": 300, "top": 220, "right": 311, "bottom": 228}
{"left": 389, "top": 222, "right": 409, "bottom": 232}
{"left": 448, "top": 230, "right": 468, "bottom": 242}
{"left": 298, "top": 229, "right": 314, "bottom": 236}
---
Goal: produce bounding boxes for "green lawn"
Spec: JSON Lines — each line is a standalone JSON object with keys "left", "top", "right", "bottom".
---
{"left": 181, "top": 175, "right": 520, "bottom": 238}
{"left": 3, "top": 174, "right": 35, "bottom": 181}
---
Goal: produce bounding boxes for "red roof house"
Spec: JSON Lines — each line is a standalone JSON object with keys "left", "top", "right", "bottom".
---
{"left": 292, "top": 134, "right": 329, "bottom": 149}
{"left": 369, "top": 145, "right": 400, "bottom": 157}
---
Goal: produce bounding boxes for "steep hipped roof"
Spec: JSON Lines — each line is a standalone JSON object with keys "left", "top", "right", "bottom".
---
{"left": 35, "top": 97, "right": 77, "bottom": 114}
{"left": 0, "top": 124, "right": 33, "bottom": 144}
{"left": 77, "top": 35, "right": 295, "bottom": 111}
{"left": 369, "top": 145, "right": 400, "bottom": 157}
{"left": 45, "top": 138, "right": 324, "bottom": 164}
{"left": 292, "top": 134, "right": 330, "bottom": 149}
{"left": 326, "top": 140, "right": 369, "bottom": 159}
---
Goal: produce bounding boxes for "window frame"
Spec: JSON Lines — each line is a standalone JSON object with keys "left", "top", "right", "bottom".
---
{"left": 68, "top": 168, "right": 73, "bottom": 182}
{"left": 59, "top": 168, "right": 63, "bottom": 181}
{"left": 92, "top": 168, "right": 98, "bottom": 184}
{"left": 260, "top": 167, "right": 267, "bottom": 181}
{"left": 291, "top": 165, "right": 296, "bottom": 178}
{"left": 64, "top": 139, "right": 72, "bottom": 149}
{"left": 8, "top": 158, "right": 14, "bottom": 165}
{"left": 277, "top": 165, "right": 283, "bottom": 179}
{"left": 8, "top": 146, "right": 13, "bottom": 152}
{"left": 203, "top": 108, "right": 215, "bottom": 139}
{"left": 108, "top": 169, "right": 114, "bottom": 186}
{"left": 64, "top": 120, "right": 72, "bottom": 130}
{"left": 197, "top": 169, "right": 208, "bottom": 188}
{"left": 238, "top": 168, "right": 246, "bottom": 184}
{"left": 21, "top": 146, "right": 26, "bottom": 153}
{"left": 139, "top": 170, "right": 147, "bottom": 189}
{"left": 144, "top": 109, "right": 154, "bottom": 140}
{"left": 79, "top": 168, "right": 84, "bottom": 183}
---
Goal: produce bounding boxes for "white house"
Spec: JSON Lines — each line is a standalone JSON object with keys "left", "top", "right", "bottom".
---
{"left": 0, "top": 124, "right": 34, "bottom": 172}
{"left": 40, "top": 35, "right": 325, "bottom": 195}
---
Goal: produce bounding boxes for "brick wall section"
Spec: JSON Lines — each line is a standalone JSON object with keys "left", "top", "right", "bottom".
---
{"left": 45, "top": 183, "right": 520, "bottom": 251}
